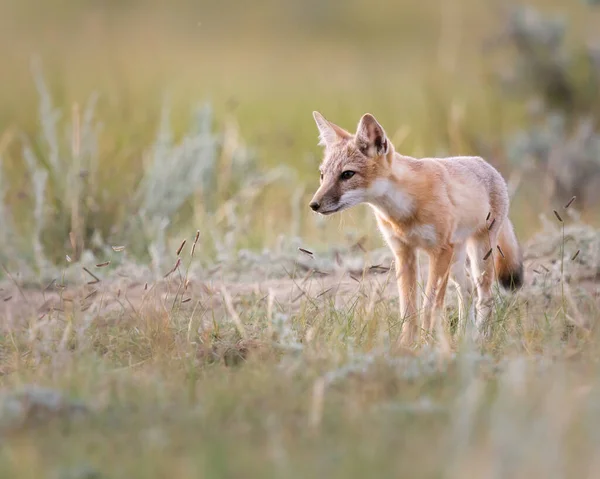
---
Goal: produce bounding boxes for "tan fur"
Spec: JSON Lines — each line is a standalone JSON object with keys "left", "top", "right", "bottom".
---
{"left": 310, "top": 111, "right": 523, "bottom": 345}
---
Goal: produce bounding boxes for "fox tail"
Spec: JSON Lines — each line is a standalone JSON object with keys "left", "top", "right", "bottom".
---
{"left": 495, "top": 219, "right": 524, "bottom": 291}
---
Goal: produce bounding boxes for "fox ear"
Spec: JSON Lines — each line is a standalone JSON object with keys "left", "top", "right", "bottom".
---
{"left": 356, "top": 113, "right": 389, "bottom": 157}
{"left": 313, "top": 111, "right": 351, "bottom": 147}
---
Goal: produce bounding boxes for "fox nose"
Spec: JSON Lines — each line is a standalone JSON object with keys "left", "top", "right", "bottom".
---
{"left": 309, "top": 201, "right": 320, "bottom": 211}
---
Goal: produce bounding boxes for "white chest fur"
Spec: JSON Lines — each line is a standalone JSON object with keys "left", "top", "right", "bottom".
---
{"left": 367, "top": 173, "right": 439, "bottom": 249}
{"left": 376, "top": 218, "right": 438, "bottom": 250}
{"left": 367, "top": 178, "right": 415, "bottom": 221}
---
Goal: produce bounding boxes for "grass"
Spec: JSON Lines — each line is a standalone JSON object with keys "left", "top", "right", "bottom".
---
{"left": 1, "top": 0, "right": 599, "bottom": 267}
{"left": 0, "top": 218, "right": 598, "bottom": 477}
{"left": 0, "top": 0, "right": 600, "bottom": 477}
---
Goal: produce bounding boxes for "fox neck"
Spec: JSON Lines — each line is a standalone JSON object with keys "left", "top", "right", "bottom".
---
{"left": 366, "top": 154, "right": 416, "bottom": 222}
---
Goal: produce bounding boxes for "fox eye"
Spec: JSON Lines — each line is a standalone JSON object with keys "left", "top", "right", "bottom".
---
{"left": 340, "top": 171, "right": 355, "bottom": 180}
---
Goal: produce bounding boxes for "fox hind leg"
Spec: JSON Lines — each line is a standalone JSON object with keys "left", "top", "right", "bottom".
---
{"left": 467, "top": 233, "right": 497, "bottom": 339}
{"left": 449, "top": 243, "right": 475, "bottom": 336}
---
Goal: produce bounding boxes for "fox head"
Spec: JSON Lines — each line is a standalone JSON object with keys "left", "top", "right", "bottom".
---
{"left": 309, "top": 111, "right": 393, "bottom": 215}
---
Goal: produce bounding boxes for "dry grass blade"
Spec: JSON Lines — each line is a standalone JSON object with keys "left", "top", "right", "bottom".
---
{"left": 335, "top": 251, "right": 343, "bottom": 266}
{"left": 84, "top": 289, "right": 98, "bottom": 300}
{"left": 191, "top": 230, "right": 200, "bottom": 257}
{"left": 95, "top": 261, "right": 110, "bottom": 268}
{"left": 182, "top": 298, "right": 192, "bottom": 303}
{"left": 3, "top": 296, "right": 12, "bottom": 302}
{"left": 176, "top": 239, "right": 186, "bottom": 256}
{"left": 112, "top": 245, "right": 126, "bottom": 252}
{"left": 1, "top": 263, "right": 27, "bottom": 302}
{"left": 164, "top": 258, "right": 182, "bottom": 278}
{"left": 298, "top": 247, "right": 313, "bottom": 256}
{"left": 564, "top": 196, "right": 576, "bottom": 209}
{"left": 44, "top": 279, "right": 56, "bottom": 291}
{"left": 316, "top": 288, "right": 332, "bottom": 298}
{"left": 486, "top": 211, "right": 491, "bottom": 221}
{"left": 553, "top": 210, "right": 563, "bottom": 222}
{"left": 353, "top": 237, "right": 367, "bottom": 253}
{"left": 483, "top": 248, "right": 493, "bottom": 261}
{"left": 369, "top": 264, "right": 390, "bottom": 272}
{"left": 220, "top": 286, "right": 246, "bottom": 339}
{"left": 571, "top": 250, "right": 580, "bottom": 261}
{"left": 488, "top": 218, "right": 496, "bottom": 230}
{"left": 66, "top": 255, "right": 72, "bottom": 263}
{"left": 497, "top": 245, "right": 505, "bottom": 258}
{"left": 83, "top": 267, "right": 100, "bottom": 284}
{"left": 292, "top": 291, "right": 306, "bottom": 303}
{"left": 562, "top": 282, "right": 588, "bottom": 330}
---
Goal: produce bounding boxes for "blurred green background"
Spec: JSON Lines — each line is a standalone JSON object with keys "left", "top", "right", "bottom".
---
{"left": 1, "top": 0, "right": 599, "bottom": 270}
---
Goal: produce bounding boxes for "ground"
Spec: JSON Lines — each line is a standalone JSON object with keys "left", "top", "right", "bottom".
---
{"left": 0, "top": 220, "right": 598, "bottom": 478}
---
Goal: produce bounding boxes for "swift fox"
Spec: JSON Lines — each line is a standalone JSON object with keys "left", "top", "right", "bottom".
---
{"left": 309, "top": 111, "right": 523, "bottom": 345}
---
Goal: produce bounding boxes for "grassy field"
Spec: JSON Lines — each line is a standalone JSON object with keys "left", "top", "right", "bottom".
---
{"left": 1, "top": 0, "right": 599, "bottom": 258}
{"left": 1, "top": 0, "right": 600, "bottom": 477}
{"left": 0, "top": 219, "right": 598, "bottom": 478}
